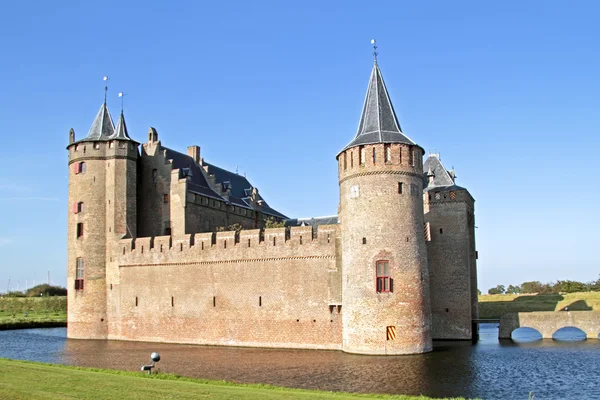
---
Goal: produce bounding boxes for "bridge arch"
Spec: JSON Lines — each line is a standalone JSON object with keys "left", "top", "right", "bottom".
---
{"left": 511, "top": 327, "right": 542, "bottom": 342}
{"left": 552, "top": 326, "right": 586, "bottom": 342}
{"left": 498, "top": 311, "right": 600, "bottom": 339}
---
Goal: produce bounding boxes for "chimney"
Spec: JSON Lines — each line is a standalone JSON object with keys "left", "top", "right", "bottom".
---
{"left": 188, "top": 145, "right": 201, "bottom": 164}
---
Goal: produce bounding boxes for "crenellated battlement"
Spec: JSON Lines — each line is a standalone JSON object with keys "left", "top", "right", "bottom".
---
{"left": 118, "top": 225, "right": 338, "bottom": 267}
{"left": 67, "top": 140, "right": 138, "bottom": 164}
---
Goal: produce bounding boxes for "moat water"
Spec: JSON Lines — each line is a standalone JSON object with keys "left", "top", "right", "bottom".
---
{"left": 0, "top": 324, "right": 599, "bottom": 400}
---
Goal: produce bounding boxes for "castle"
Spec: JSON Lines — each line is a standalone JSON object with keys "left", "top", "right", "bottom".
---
{"left": 66, "top": 57, "right": 478, "bottom": 355}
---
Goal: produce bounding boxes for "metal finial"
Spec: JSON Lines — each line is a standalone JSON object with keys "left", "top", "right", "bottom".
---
{"left": 371, "top": 39, "right": 378, "bottom": 63}
{"left": 103, "top": 76, "right": 109, "bottom": 104}
{"left": 118, "top": 92, "right": 125, "bottom": 112}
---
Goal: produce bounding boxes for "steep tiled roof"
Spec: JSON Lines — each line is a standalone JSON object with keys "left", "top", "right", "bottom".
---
{"left": 340, "top": 61, "right": 417, "bottom": 154}
{"left": 422, "top": 154, "right": 465, "bottom": 191}
{"left": 110, "top": 111, "right": 134, "bottom": 141}
{"left": 163, "top": 147, "right": 287, "bottom": 218}
{"left": 85, "top": 102, "right": 115, "bottom": 140}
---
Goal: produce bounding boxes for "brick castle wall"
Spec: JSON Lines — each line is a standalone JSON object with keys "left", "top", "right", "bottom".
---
{"left": 108, "top": 225, "right": 342, "bottom": 349}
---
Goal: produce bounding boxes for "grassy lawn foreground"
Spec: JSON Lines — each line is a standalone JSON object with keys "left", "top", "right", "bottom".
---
{"left": 0, "top": 359, "right": 465, "bottom": 400}
{"left": 479, "top": 292, "right": 600, "bottom": 319}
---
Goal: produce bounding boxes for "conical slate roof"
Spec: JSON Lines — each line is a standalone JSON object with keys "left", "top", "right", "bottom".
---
{"left": 86, "top": 102, "right": 115, "bottom": 140}
{"left": 111, "top": 111, "right": 132, "bottom": 140}
{"left": 422, "top": 154, "right": 464, "bottom": 191}
{"left": 340, "top": 61, "right": 417, "bottom": 154}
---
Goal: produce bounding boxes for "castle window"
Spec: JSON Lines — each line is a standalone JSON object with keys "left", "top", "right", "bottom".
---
{"left": 385, "top": 144, "right": 391, "bottom": 163}
{"left": 299, "top": 235, "right": 302, "bottom": 245}
{"left": 343, "top": 153, "right": 347, "bottom": 170}
{"left": 412, "top": 149, "right": 417, "bottom": 166}
{"left": 359, "top": 146, "right": 366, "bottom": 164}
{"left": 74, "top": 161, "right": 86, "bottom": 174}
{"left": 362, "top": 237, "right": 367, "bottom": 245}
{"left": 164, "top": 194, "right": 169, "bottom": 204}
{"left": 372, "top": 147, "right": 376, "bottom": 164}
{"left": 350, "top": 152, "right": 354, "bottom": 168}
{"left": 152, "top": 169, "right": 158, "bottom": 185}
{"left": 440, "top": 228, "right": 443, "bottom": 234}
{"left": 398, "top": 182, "right": 403, "bottom": 194}
{"left": 171, "top": 296, "right": 174, "bottom": 307}
{"left": 135, "top": 297, "right": 139, "bottom": 307}
{"left": 76, "top": 223, "right": 84, "bottom": 239}
{"left": 109, "top": 141, "right": 113, "bottom": 148}
{"left": 93, "top": 142, "right": 99, "bottom": 150}
{"left": 75, "top": 258, "right": 84, "bottom": 291}
{"left": 408, "top": 147, "right": 414, "bottom": 166}
{"left": 273, "top": 237, "right": 276, "bottom": 246}
{"left": 248, "top": 238, "right": 251, "bottom": 247}
{"left": 224, "top": 239, "right": 227, "bottom": 249}
{"left": 327, "top": 233, "right": 330, "bottom": 243}
{"left": 376, "top": 260, "right": 391, "bottom": 293}
{"left": 259, "top": 296, "right": 262, "bottom": 307}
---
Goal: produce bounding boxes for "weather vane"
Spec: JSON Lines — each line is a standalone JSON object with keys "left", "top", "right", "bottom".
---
{"left": 103, "top": 76, "right": 109, "bottom": 104}
{"left": 371, "top": 39, "right": 378, "bottom": 62}
{"left": 118, "top": 92, "right": 126, "bottom": 112}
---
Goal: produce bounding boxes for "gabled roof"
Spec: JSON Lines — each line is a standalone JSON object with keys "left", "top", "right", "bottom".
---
{"left": 86, "top": 102, "right": 115, "bottom": 140}
{"left": 110, "top": 111, "right": 134, "bottom": 141}
{"left": 422, "top": 154, "right": 464, "bottom": 191}
{"left": 340, "top": 61, "right": 417, "bottom": 154}
{"left": 162, "top": 146, "right": 288, "bottom": 219}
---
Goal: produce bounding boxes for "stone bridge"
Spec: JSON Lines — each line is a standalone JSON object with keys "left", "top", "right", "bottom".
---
{"left": 499, "top": 311, "right": 600, "bottom": 339}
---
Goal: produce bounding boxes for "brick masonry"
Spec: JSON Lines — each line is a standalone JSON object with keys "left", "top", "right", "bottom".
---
{"left": 66, "top": 129, "right": 477, "bottom": 355}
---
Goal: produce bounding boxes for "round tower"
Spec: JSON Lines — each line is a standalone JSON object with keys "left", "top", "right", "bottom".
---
{"left": 66, "top": 99, "right": 138, "bottom": 339}
{"left": 337, "top": 59, "right": 432, "bottom": 355}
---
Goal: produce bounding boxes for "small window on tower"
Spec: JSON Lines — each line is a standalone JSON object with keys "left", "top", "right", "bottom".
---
{"left": 359, "top": 146, "right": 366, "bottom": 164}
{"left": 77, "top": 202, "right": 84, "bottom": 213}
{"left": 376, "top": 260, "right": 391, "bottom": 293}
{"left": 76, "top": 223, "right": 84, "bottom": 239}
{"left": 75, "top": 258, "right": 84, "bottom": 291}
{"left": 350, "top": 152, "right": 354, "bottom": 168}
{"left": 385, "top": 144, "right": 391, "bottom": 163}
{"left": 93, "top": 142, "right": 100, "bottom": 150}
{"left": 343, "top": 152, "right": 347, "bottom": 171}
{"left": 372, "top": 147, "right": 376, "bottom": 164}
{"left": 398, "top": 182, "right": 403, "bottom": 194}
{"left": 164, "top": 194, "right": 169, "bottom": 204}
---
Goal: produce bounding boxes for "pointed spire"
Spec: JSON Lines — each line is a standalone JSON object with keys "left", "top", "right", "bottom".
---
{"left": 111, "top": 111, "right": 132, "bottom": 140}
{"left": 339, "top": 54, "right": 418, "bottom": 154}
{"left": 85, "top": 102, "right": 115, "bottom": 140}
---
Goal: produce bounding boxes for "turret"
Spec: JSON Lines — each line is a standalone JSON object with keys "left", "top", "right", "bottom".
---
{"left": 423, "top": 153, "right": 477, "bottom": 340}
{"left": 337, "top": 57, "right": 432, "bottom": 354}
{"left": 66, "top": 99, "right": 138, "bottom": 340}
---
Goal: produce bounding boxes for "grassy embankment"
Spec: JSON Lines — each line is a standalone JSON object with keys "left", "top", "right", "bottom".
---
{"left": 0, "top": 359, "right": 466, "bottom": 400}
{"left": 0, "top": 297, "right": 66, "bottom": 330}
{"left": 479, "top": 292, "right": 600, "bottom": 319}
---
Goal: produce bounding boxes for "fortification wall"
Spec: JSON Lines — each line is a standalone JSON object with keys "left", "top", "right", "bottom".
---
{"left": 424, "top": 188, "right": 476, "bottom": 339}
{"left": 110, "top": 224, "right": 341, "bottom": 349}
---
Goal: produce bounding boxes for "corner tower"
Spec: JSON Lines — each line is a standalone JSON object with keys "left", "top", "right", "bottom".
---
{"left": 337, "top": 57, "right": 432, "bottom": 354}
{"left": 66, "top": 99, "right": 138, "bottom": 339}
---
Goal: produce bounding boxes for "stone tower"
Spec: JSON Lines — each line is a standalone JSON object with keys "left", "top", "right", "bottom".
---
{"left": 423, "top": 154, "right": 477, "bottom": 339}
{"left": 337, "top": 59, "right": 432, "bottom": 354}
{"left": 66, "top": 100, "right": 138, "bottom": 339}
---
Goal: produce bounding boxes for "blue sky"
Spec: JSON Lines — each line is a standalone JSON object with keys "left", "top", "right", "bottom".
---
{"left": 0, "top": 0, "right": 598, "bottom": 293}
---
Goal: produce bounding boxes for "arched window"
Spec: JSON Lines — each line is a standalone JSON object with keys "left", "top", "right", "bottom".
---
{"left": 376, "top": 260, "right": 391, "bottom": 293}
{"left": 75, "top": 258, "right": 84, "bottom": 290}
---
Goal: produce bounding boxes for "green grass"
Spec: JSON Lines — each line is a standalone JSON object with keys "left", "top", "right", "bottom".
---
{"left": 0, "top": 298, "right": 67, "bottom": 330}
{"left": 0, "top": 359, "right": 466, "bottom": 400}
{"left": 479, "top": 292, "right": 600, "bottom": 319}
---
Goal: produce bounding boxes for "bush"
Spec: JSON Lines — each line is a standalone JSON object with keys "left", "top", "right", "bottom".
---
{"left": 25, "top": 284, "right": 67, "bottom": 297}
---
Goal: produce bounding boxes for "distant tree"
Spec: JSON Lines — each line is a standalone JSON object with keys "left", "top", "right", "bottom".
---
{"left": 265, "top": 218, "right": 285, "bottom": 228}
{"left": 488, "top": 285, "right": 506, "bottom": 295}
{"left": 506, "top": 285, "right": 520, "bottom": 294}
{"left": 553, "top": 280, "right": 589, "bottom": 294}
{"left": 26, "top": 284, "right": 67, "bottom": 297}
{"left": 216, "top": 223, "right": 244, "bottom": 233}
{"left": 477, "top": 289, "right": 482, "bottom": 296}
{"left": 4, "top": 291, "right": 25, "bottom": 298}
{"left": 590, "top": 276, "right": 600, "bottom": 292}
{"left": 520, "top": 281, "right": 543, "bottom": 294}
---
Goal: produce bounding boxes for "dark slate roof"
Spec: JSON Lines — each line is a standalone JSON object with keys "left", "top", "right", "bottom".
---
{"left": 110, "top": 111, "right": 134, "bottom": 141}
{"left": 162, "top": 147, "right": 287, "bottom": 218}
{"left": 422, "top": 154, "right": 465, "bottom": 192}
{"left": 163, "top": 147, "right": 220, "bottom": 198}
{"left": 339, "top": 61, "right": 417, "bottom": 154}
{"left": 285, "top": 215, "right": 339, "bottom": 228}
{"left": 86, "top": 102, "right": 115, "bottom": 140}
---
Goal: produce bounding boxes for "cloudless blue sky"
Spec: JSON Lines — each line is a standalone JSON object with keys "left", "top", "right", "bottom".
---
{"left": 0, "top": 0, "right": 598, "bottom": 292}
